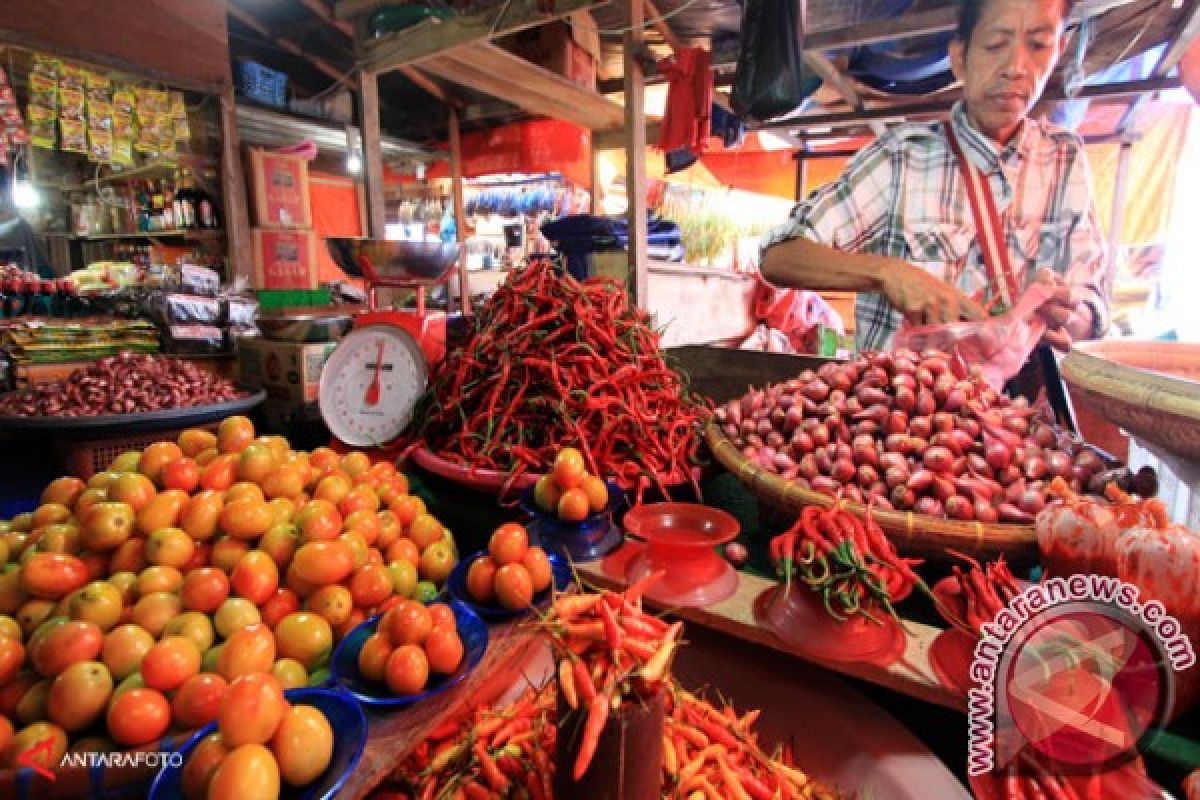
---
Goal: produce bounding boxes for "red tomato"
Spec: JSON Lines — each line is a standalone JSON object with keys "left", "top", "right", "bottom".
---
{"left": 488, "top": 524, "right": 529, "bottom": 566}
{"left": 230, "top": 550, "right": 280, "bottom": 606}
{"left": 218, "top": 673, "right": 286, "bottom": 747}
{"left": 140, "top": 636, "right": 201, "bottom": 692}
{"left": 46, "top": 660, "right": 113, "bottom": 733}
{"left": 260, "top": 588, "right": 301, "bottom": 629}
{"left": 106, "top": 688, "right": 171, "bottom": 746}
{"left": 552, "top": 448, "right": 586, "bottom": 490}
{"left": 171, "top": 672, "right": 228, "bottom": 729}
{"left": 494, "top": 564, "right": 534, "bottom": 611}
{"left": 21, "top": 553, "right": 90, "bottom": 599}
{"left": 465, "top": 556, "right": 498, "bottom": 604}
{"left": 385, "top": 644, "right": 429, "bottom": 695}
{"left": 160, "top": 458, "right": 200, "bottom": 493}
{"left": 180, "top": 568, "right": 230, "bottom": 614}
{"left": 424, "top": 627, "right": 464, "bottom": 675}
{"left": 557, "top": 488, "right": 590, "bottom": 523}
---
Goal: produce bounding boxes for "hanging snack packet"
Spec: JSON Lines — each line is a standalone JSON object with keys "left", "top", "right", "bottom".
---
{"left": 169, "top": 92, "right": 187, "bottom": 119}
{"left": 86, "top": 71, "right": 112, "bottom": 101}
{"left": 88, "top": 128, "right": 113, "bottom": 163}
{"left": 159, "top": 131, "right": 177, "bottom": 159}
{"left": 111, "top": 137, "right": 134, "bottom": 166}
{"left": 60, "top": 118, "right": 87, "bottom": 153}
{"left": 32, "top": 54, "right": 60, "bottom": 80}
{"left": 136, "top": 122, "right": 160, "bottom": 154}
{"left": 113, "top": 88, "right": 135, "bottom": 115}
{"left": 112, "top": 107, "right": 135, "bottom": 138}
{"left": 60, "top": 63, "right": 88, "bottom": 90}
{"left": 174, "top": 116, "right": 191, "bottom": 142}
{"left": 58, "top": 87, "right": 85, "bottom": 120}
{"left": 29, "top": 72, "right": 58, "bottom": 109}
{"left": 28, "top": 105, "right": 56, "bottom": 149}
{"left": 87, "top": 99, "right": 113, "bottom": 131}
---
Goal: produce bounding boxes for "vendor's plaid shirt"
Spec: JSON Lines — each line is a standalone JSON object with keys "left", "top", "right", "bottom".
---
{"left": 762, "top": 102, "right": 1109, "bottom": 352}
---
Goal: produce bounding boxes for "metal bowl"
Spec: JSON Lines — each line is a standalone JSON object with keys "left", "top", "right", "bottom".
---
{"left": 257, "top": 312, "right": 354, "bottom": 342}
{"left": 326, "top": 238, "right": 460, "bottom": 284}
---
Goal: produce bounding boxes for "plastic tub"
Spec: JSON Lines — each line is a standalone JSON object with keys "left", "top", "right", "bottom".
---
{"left": 619, "top": 503, "right": 740, "bottom": 608}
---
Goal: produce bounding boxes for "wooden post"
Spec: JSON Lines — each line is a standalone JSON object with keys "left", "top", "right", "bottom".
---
{"left": 359, "top": 69, "right": 387, "bottom": 239}
{"left": 218, "top": 85, "right": 252, "bottom": 282}
{"left": 1106, "top": 137, "right": 1135, "bottom": 297}
{"left": 448, "top": 105, "right": 470, "bottom": 314}
{"left": 624, "top": 0, "right": 649, "bottom": 307}
{"left": 794, "top": 139, "right": 808, "bottom": 202}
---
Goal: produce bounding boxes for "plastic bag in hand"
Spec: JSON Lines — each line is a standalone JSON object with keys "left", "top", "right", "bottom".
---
{"left": 893, "top": 283, "right": 1054, "bottom": 391}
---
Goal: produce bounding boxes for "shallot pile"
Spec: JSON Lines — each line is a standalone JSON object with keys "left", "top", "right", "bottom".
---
{"left": 715, "top": 349, "right": 1107, "bottom": 524}
{"left": 0, "top": 352, "right": 244, "bottom": 417}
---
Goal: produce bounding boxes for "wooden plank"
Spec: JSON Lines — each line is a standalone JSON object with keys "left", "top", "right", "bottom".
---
{"left": 644, "top": 0, "right": 684, "bottom": 53}
{"left": 362, "top": 0, "right": 609, "bottom": 73}
{"left": 576, "top": 554, "right": 965, "bottom": 712}
{"left": 804, "top": 6, "right": 959, "bottom": 51}
{"left": 299, "top": 0, "right": 354, "bottom": 36}
{"left": 358, "top": 70, "right": 387, "bottom": 239}
{"left": 336, "top": 0, "right": 393, "bottom": 19}
{"left": 625, "top": 0, "right": 649, "bottom": 309}
{"left": 218, "top": 86, "right": 254, "bottom": 284}
{"left": 227, "top": 3, "right": 355, "bottom": 88}
{"left": 424, "top": 44, "right": 624, "bottom": 130}
{"left": 449, "top": 106, "right": 470, "bottom": 314}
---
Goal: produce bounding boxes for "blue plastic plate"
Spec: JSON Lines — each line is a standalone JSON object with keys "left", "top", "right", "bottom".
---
{"left": 445, "top": 549, "right": 573, "bottom": 621}
{"left": 330, "top": 598, "right": 487, "bottom": 707}
{"left": 148, "top": 686, "right": 367, "bottom": 800}
{"left": 517, "top": 479, "right": 625, "bottom": 526}
{"left": 519, "top": 480, "right": 626, "bottom": 561}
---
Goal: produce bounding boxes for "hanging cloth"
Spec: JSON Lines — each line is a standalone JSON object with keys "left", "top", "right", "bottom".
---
{"left": 657, "top": 47, "right": 713, "bottom": 173}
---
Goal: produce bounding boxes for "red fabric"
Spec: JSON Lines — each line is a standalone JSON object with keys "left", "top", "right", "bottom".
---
{"left": 419, "top": 120, "right": 592, "bottom": 186}
{"left": 657, "top": 47, "right": 712, "bottom": 154}
{"left": 751, "top": 275, "right": 844, "bottom": 351}
{"left": 309, "top": 171, "right": 364, "bottom": 286}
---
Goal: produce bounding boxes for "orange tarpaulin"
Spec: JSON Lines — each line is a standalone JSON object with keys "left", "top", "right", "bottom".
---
{"left": 309, "top": 171, "right": 364, "bottom": 284}
{"left": 422, "top": 120, "right": 593, "bottom": 186}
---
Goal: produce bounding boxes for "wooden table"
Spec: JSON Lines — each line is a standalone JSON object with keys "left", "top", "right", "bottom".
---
{"left": 576, "top": 544, "right": 966, "bottom": 713}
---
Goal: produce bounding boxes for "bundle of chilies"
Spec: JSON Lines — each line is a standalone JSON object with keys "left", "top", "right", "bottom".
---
{"left": 379, "top": 581, "right": 835, "bottom": 800}
{"left": 714, "top": 349, "right": 1112, "bottom": 524}
{"left": 416, "top": 259, "right": 709, "bottom": 500}
{"left": 769, "top": 505, "right": 922, "bottom": 622}
{"left": 933, "top": 551, "right": 1023, "bottom": 634}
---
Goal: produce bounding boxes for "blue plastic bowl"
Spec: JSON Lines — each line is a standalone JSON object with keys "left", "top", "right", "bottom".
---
{"left": 519, "top": 480, "right": 626, "bottom": 562}
{"left": 330, "top": 598, "right": 487, "bottom": 708}
{"left": 446, "top": 549, "right": 573, "bottom": 621}
{"left": 148, "top": 686, "right": 367, "bottom": 800}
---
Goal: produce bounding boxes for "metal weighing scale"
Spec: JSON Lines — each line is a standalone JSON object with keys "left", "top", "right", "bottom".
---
{"left": 320, "top": 238, "right": 461, "bottom": 460}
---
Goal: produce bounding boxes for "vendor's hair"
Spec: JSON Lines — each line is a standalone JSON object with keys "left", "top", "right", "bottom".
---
{"left": 957, "top": 0, "right": 1073, "bottom": 46}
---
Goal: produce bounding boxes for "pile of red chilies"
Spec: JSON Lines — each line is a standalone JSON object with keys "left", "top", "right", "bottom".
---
{"left": 417, "top": 259, "right": 709, "bottom": 500}
{"left": 936, "top": 551, "right": 1023, "bottom": 634}
{"left": 769, "top": 506, "right": 922, "bottom": 623}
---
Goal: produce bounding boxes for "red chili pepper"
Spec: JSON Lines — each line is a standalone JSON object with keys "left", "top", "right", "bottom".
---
{"left": 573, "top": 691, "right": 611, "bottom": 781}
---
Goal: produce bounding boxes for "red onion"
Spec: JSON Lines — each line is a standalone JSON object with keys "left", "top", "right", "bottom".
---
{"left": 924, "top": 446, "right": 955, "bottom": 472}
{"left": 945, "top": 496, "right": 975, "bottom": 521}
{"left": 909, "top": 416, "right": 934, "bottom": 440}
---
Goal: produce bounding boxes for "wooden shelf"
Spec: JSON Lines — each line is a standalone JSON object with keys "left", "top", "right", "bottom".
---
{"left": 576, "top": 547, "right": 966, "bottom": 713}
{"left": 82, "top": 156, "right": 219, "bottom": 189}
{"left": 74, "top": 229, "right": 224, "bottom": 241}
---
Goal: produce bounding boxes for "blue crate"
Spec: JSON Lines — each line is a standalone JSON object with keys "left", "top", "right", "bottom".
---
{"left": 235, "top": 60, "right": 288, "bottom": 107}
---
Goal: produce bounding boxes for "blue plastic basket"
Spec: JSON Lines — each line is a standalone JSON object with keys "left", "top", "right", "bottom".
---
{"left": 235, "top": 60, "right": 288, "bottom": 107}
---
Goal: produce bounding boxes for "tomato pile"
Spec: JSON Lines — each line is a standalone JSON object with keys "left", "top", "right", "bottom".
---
{"left": 416, "top": 259, "right": 710, "bottom": 500}
{"left": 0, "top": 417, "right": 458, "bottom": 773}
{"left": 182, "top": 675, "right": 334, "bottom": 798}
{"left": 465, "top": 524, "right": 553, "bottom": 611}
{"left": 532, "top": 448, "right": 609, "bottom": 523}
{"left": 357, "top": 601, "right": 464, "bottom": 696}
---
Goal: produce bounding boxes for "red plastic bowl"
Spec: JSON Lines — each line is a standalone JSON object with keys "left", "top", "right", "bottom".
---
{"left": 620, "top": 504, "right": 741, "bottom": 608}
{"left": 622, "top": 503, "right": 740, "bottom": 551}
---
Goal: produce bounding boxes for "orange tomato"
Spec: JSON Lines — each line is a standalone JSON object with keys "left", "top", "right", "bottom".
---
{"left": 427, "top": 602, "right": 456, "bottom": 631}
{"left": 294, "top": 500, "right": 342, "bottom": 543}
{"left": 74, "top": 488, "right": 107, "bottom": 519}
{"left": 180, "top": 490, "right": 225, "bottom": 542}
{"left": 349, "top": 563, "right": 393, "bottom": 609}
{"left": 309, "top": 447, "right": 340, "bottom": 472}
{"left": 16, "top": 601, "right": 56, "bottom": 638}
{"left": 181, "top": 568, "right": 230, "bottom": 614}
{"left": 140, "top": 441, "right": 184, "bottom": 485}
{"left": 357, "top": 632, "right": 391, "bottom": 682}
{"left": 334, "top": 608, "right": 366, "bottom": 642}
{"left": 0, "top": 671, "right": 38, "bottom": 720}
{"left": 177, "top": 428, "right": 218, "bottom": 458}
{"left": 31, "top": 502, "right": 72, "bottom": 530}
{"left": 207, "top": 742, "right": 280, "bottom": 800}
{"left": 67, "top": 581, "right": 123, "bottom": 631}
{"left": 340, "top": 531, "right": 370, "bottom": 572}
{"left": 340, "top": 451, "right": 371, "bottom": 480}
{"left": 271, "top": 658, "right": 308, "bottom": 690}
{"left": 272, "top": 704, "right": 334, "bottom": 787}
{"left": 15, "top": 678, "right": 50, "bottom": 724}
{"left": 580, "top": 475, "right": 609, "bottom": 513}
{"left": 260, "top": 588, "right": 301, "bottom": 629}
{"left": 107, "top": 687, "right": 171, "bottom": 746}
{"left": 213, "top": 597, "right": 261, "bottom": 639}
{"left": 283, "top": 565, "right": 318, "bottom": 599}
{"left": 533, "top": 474, "right": 562, "bottom": 513}
{"left": 160, "top": 458, "right": 201, "bottom": 493}
{"left": 217, "top": 416, "right": 256, "bottom": 455}
{"left": 210, "top": 537, "right": 251, "bottom": 574}
{"left": 0, "top": 567, "right": 27, "bottom": 615}
{"left": 557, "top": 488, "right": 590, "bottom": 522}
{"left": 522, "top": 547, "right": 553, "bottom": 593}
{"left": 237, "top": 444, "right": 277, "bottom": 485}
{"left": 418, "top": 540, "right": 456, "bottom": 585}
{"left": 194, "top": 447, "right": 220, "bottom": 467}
{"left": 180, "top": 731, "right": 227, "bottom": 799}
{"left": 141, "top": 636, "right": 200, "bottom": 692}
{"left": 101, "top": 624, "right": 154, "bottom": 680}
{"left": 488, "top": 523, "right": 529, "bottom": 566}
{"left": 292, "top": 541, "right": 354, "bottom": 586}
{"left": 257, "top": 468, "right": 302, "bottom": 502}
{"left": 268, "top": 497, "right": 295, "bottom": 527}
{"left": 224, "top": 482, "right": 265, "bottom": 505}
{"left": 200, "top": 454, "right": 239, "bottom": 492}
{"left": 107, "top": 538, "right": 146, "bottom": 575}
{"left": 129, "top": 592, "right": 182, "bottom": 638}
{"left": 313, "top": 473, "right": 352, "bottom": 506}
{"left": 494, "top": 564, "right": 534, "bottom": 611}
{"left": 274, "top": 612, "right": 333, "bottom": 670}
{"left": 0, "top": 716, "right": 11, "bottom": 764}
{"left": 343, "top": 510, "right": 381, "bottom": 545}
{"left": 217, "top": 623, "right": 276, "bottom": 680}
{"left": 552, "top": 447, "right": 587, "bottom": 489}
{"left": 305, "top": 585, "right": 353, "bottom": 627}
{"left": 172, "top": 672, "right": 228, "bottom": 729}
{"left": 219, "top": 498, "right": 273, "bottom": 541}
{"left": 390, "top": 494, "right": 424, "bottom": 526}
{"left": 338, "top": 484, "right": 380, "bottom": 516}
{"left": 386, "top": 537, "right": 420, "bottom": 566}
{"left": 144, "top": 527, "right": 196, "bottom": 569}
{"left": 376, "top": 511, "right": 402, "bottom": 550}
{"left": 107, "top": 472, "right": 156, "bottom": 513}
{"left": 41, "top": 477, "right": 86, "bottom": 509}
{"left": 385, "top": 644, "right": 429, "bottom": 695}
{"left": 162, "top": 611, "right": 215, "bottom": 655}
{"left": 107, "top": 572, "right": 138, "bottom": 606}
{"left": 136, "top": 489, "right": 190, "bottom": 536}
{"left": 4, "top": 721, "right": 67, "bottom": 771}
{"left": 230, "top": 551, "right": 280, "bottom": 606}
{"left": 46, "top": 660, "right": 113, "bottom": 733}
{"left": 385, "top": 601, "right": 432, "bottom": 646}
{"left": 0, "top": 636, "right": 25, "bottom": 685}
{"left": 219, "top": 673, "right": 286, "bottom": 747}
{"left": 259, "top": 524, "right": 299, "bottom": 567}
{"left": 407, "top": 514, "right": 444, "bottom": 552}
{"left": 21, "top": 553, "right": 89, "bottom": 599}
{"left": 466, "top": 556, "right": 498, "bottom": 604}
{"left": 137, "top": 565, "right": 184, "bottom": 595}
{"left": 424, "top": 627, "right": 464, "bottom": 675}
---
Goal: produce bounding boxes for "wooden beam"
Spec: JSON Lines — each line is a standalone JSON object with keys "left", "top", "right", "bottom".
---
{"left": 1154, "top": 0, "right": 1200, "bottom": 76}
{"left": 336, "top": 0, "right": 392, "bottom": 19}
{"left": 625, "top": 0, "right": 649, "bottom": 308}
{"left": 1106, "top": 138, "right": 1135, "bottom": 298}
{"left": 227, "top": 3, "right": 355, "bottom": 88}
{"left": 299, "top": 0, "right": 354, "bottom": 36}
{"left": 448, "top": 106, "right": 469, "bottom": 315}
{"left": 644, "top": 0, "right": 684, "bottom": 53}
{"left": 218, "top": 86, "right": 253, "bottom": 283}
{"left": 362, "top": 0, "right": 608, "bottom": 73}
{"left": 804, "top": 6, "right": 959, "bottom": 51}
{"left": 358, "top": 70, "right": 387, "bottom": 238}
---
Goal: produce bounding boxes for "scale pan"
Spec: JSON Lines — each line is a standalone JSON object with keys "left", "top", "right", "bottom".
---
{"left": 326, "top": 238, "right": 460, "bottom": 283}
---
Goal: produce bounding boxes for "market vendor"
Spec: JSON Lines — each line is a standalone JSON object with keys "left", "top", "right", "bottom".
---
{"left": 760, "top": 0, "right": 1107, "bottom": 354}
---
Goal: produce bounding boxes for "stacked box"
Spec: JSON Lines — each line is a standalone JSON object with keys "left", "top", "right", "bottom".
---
{"left": 245, "top": 147, "right": 319, "bottom": 290}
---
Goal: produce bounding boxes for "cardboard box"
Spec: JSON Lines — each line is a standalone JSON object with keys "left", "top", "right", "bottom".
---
{"left": 238, "top": 337, "right": 337, "bottom": 410}
{"left": 245, "top": 147, "right": 313, "bottom": 229}
{"left": 498, "top": 21, "right": 596, "bottom": 90}
{"left": 252, "top": 229, "right": 319, "bottom": 290}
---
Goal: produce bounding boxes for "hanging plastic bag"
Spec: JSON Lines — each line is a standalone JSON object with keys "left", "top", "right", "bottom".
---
{"left": 732, "top": 0, "right": 822, "bottom": 121}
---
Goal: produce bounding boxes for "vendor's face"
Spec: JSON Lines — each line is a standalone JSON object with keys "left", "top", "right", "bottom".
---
{"left": 950, "top": 0, "right": 1067, "bottom": 143}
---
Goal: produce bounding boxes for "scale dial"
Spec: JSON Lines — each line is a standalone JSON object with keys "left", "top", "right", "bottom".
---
{"left": 318, "top": 324, "right": 428, "bottom": 448}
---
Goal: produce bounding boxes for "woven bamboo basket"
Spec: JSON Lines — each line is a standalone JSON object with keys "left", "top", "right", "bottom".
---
{"left": 705, "top": 424, "right": 1038, "bottom": 563}
{"left": 1061, "top": 341, "right": 1200, "bottom": 463}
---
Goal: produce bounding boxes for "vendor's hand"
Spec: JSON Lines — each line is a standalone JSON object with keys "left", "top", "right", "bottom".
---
{"left": 1033, "top": 269, "right": 1081, "bottom": 352}
{"left": 881, "top": 261, "right": 986, "bottom": 325}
